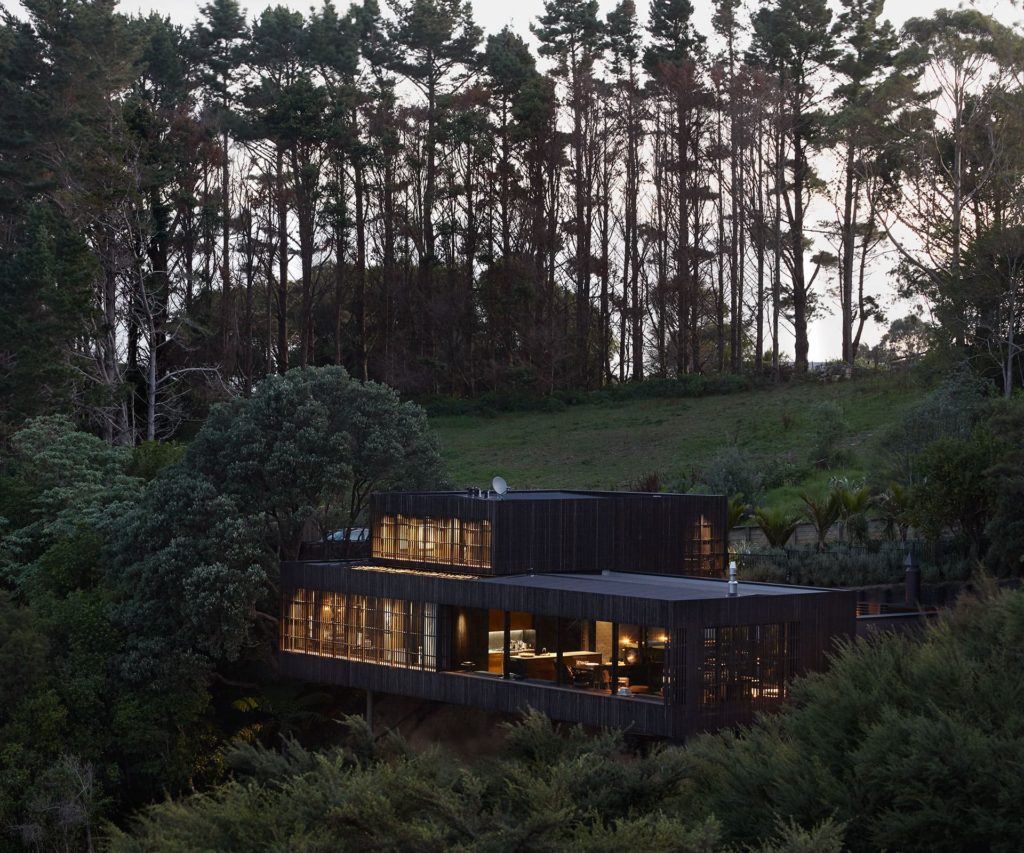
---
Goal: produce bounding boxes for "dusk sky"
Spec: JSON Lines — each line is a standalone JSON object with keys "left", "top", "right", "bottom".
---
{"left": 49, "top": 0, "right": 1017, "bottom": 35}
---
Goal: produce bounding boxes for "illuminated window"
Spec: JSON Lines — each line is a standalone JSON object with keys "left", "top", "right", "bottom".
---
{"left": 281, "top": 588, "right": 437, "bottom": 670}
{"left": 684, "top": 514, "right": 722, "bottom": 576}
{"left": 701, "top": 622, "right": 798, "bottom": 709}
{"left": 372, "top": 514, "right": 492, "bottom": 568}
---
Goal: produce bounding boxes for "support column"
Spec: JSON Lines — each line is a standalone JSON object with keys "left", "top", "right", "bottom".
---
{"left": 611, "top": 622, "right": 620, "bottom": 695}
{"left": 555, "top": 617, "right": 564, "bottom": 685}
{"left": 366, "top": 689, "right": 374, "bottom": 733}
{"left": 503, "top": 611, "right": 511, "bottom": 679}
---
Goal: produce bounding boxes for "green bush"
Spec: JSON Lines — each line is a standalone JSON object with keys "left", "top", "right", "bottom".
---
{"left": 876, "top": 367, "right": 992, "bottom": 484}
{"left": 680, "top": 584, "right": 1024, "bottom": 851}
{"left": 700, "top": 446, "right": 765, "bottom": 502}
{"left": 732, "top": 541, "right": 971, "bottom": 587}
{"left": 985, "top": 399, "right": 1024, "bottom": 575}
{"left": 110, "top": 587, "right": 1024, "bottom": 853}
{"left": 808, "top": 401, "right": 849, "bottom": 469}
{"left": 129, "top": 441, "right": 185, "bottom": 482}
{"left": 762, "top": 453, "right": 813, "bottom": 489}
{"left": 913, "top": 430, "right": 1001, "bottom": 554}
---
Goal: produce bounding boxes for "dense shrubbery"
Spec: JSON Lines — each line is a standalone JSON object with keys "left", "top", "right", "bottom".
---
{"left": 700, "top": 446, "right": 765, "bottom": 503}
{"left": 682, "top": 583, "right": 1024, "bottom": 852}
{"left": 733, "top": 541, "right": 970, "bottom": 587}
{"left": 110, "top": 587, "right": 1024, "bottom": 853}
{"left": 729, "top": 371, "right": 1024, "bottom": 577}
{"left": 807, "top": 400, "right": 849, "bottom": 469}
{"left": 873, "top": 367, "right": 993, "bottom": 486}
{"left": 0, "top": 369, "right": 443, "bottom": 852}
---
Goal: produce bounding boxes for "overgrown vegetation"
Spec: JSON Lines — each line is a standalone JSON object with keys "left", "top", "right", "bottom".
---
{"left": 0, "top": 369, "right": 442, "bottom": 852}
{"left": 109, "top": 586, "right": 1024, "bottom": 853}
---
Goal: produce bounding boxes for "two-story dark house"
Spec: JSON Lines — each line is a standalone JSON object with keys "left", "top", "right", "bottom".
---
{"left": 280, "top": 489, "right": 855, "bottom": 739}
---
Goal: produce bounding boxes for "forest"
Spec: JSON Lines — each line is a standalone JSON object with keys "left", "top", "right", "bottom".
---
{"left": 2, "top": 0, "right": 1023, "bottom": 444}
{"left": 3, "top": 0, "right": 1024, "bottom": 850}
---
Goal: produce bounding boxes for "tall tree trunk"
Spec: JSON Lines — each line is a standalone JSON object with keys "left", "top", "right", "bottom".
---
{"left": 627, "top": 88, "right": 643, "bottom": 383}
{"left": 729, "top": 87, "right": 741, "bottom": 373}
{"left": 598, "top": 127, "right": 611, "bottom": 385}
{"left": 715, "top": 101, "right": 727, "bottom": 373}
{"left": 354, "top": 154, "right": 368, "bottom": 381}
{"left": 788, "top": 127, "right": 810, "bottom": 374}
{"left": 221, "top": 126, "right": 234, "bottom": 376}
{"left": 772, "top": 121, "right": 783, "bottom": 378}
{"left": 334, "top": 159, "right": 348, "bottom": 368}
{"left": 293, "top": 151, "right": 317, "bottom": 369}
{"left": 840, "top": 140, "right": 857, "bottom": 366}
{"left": 423, "top": 69, "right": 437, "bottom": 362}
{"left": 276, "top": 147, "right": 289, "bottom": 374}
{"left": 754, "top": 125, "right": 765, "bottom": 373}
{"left": 573, "top": 76, "right": 590, "bottom": 387}
{"left": 676, "top": 99, "right": 690, "bottom": 376}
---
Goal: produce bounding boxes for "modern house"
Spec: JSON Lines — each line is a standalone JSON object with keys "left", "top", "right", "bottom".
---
{"left": 280, "top": 489, "right": 855, "bottom": 739}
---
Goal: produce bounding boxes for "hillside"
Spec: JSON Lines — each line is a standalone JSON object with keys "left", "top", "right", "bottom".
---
{"left": 431, "top": 374, "right": 926, "bottom": 513}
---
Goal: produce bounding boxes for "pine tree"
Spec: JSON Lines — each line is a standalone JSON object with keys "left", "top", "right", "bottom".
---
{"left": 533, "top": 0, "right": 604, "bottom": 387}
{"left": 194, "top": 0, "right": 247, "bottom": 376}
{"left": 645, "top": 0, "right": 707, "bottom": 374}
{"left": 387, "top": 0, "right": 481, "bottom": 364}
{"left": 750, "top": 0, "right": 836, "bottom": 374}
{"left": 605, "top": 0, "right": 646, "bottom": 381}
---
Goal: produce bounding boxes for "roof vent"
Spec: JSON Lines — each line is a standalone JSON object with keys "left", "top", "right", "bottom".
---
{"left": 728, "top": 561, "right": 739, "bottom": 597}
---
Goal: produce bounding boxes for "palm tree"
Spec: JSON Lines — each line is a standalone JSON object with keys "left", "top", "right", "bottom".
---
{"left": 727, "top": 495, "right": 749, "bottom": 531}
{"left": 835, "top": 483, "right": 872, "bottom": 543}
{"left": 754, "top": 506, "right": 802, "bottom": 549}
{"left": 800, "top": 491, "right": 842, "bottom": 551}
{"left": 876, "top": 482, "right": 912, "bottom": 543}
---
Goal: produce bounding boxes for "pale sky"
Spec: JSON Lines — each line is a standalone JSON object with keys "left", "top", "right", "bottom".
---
{"left": 27, "top": 0, "right": 1014, "bottom": 33}
{"left": 6, "top": 0, "right": 1022, "bottom": 361}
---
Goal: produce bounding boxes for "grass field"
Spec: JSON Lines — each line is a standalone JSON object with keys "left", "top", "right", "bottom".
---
{"left": 430, "top": 373, "right": 927, "bottom": 514}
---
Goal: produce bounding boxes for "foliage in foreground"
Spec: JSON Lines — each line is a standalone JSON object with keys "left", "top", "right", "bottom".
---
{"left": 111, "top": 585, "right": 1024, "bottom": 853}
{"left": 0, "top": 369, "right": 443, "bottom": 851}
{"left": 108, "top": 712, "right": 841, "bottom": 853}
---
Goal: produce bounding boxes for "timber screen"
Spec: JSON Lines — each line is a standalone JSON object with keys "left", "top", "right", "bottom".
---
{"left": 701, "top": 622, "right": 798, "bottom": 710}
{"left": 372, "top": 514, "right": 492, "bottom": 568}
{"left": 282, "top": 589, "right": 437, "bottom": 670}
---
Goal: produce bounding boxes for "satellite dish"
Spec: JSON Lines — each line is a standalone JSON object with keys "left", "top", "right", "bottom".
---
{"left": 492, "top": 475, "right": 508, "bottom": 496}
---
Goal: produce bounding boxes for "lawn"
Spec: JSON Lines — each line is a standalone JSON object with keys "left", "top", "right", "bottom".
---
{"left": 430, "top": 373, "right": 926, "bottom": 513}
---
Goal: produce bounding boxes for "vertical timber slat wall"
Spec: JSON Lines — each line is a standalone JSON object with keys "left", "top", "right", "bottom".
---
{"left": 370, "top": 491, "right": 730, "bottom": 579}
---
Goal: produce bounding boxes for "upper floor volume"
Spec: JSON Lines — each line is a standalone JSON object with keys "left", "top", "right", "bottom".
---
{"left": 368, "top": 488, "right": 728, "bottom": 578}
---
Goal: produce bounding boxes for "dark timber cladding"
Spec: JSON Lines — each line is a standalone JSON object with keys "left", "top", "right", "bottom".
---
{"left": 280, "top": 561, "right": 856, "bottom": 738}
{"left": 370, "top": 490, "right": 729, "bottom": 577}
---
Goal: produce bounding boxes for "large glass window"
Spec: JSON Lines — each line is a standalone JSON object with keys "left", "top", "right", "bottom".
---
{"left": 701, "top": 622, "right": 798, "bottom": 708}
{"left": 684, "top": 514, "right": 722, "bottom": 576}
{"left": 613, "top": 624, "right": 668, "bottom": 698}
{"left": 373, "top": 514, "right": 492, "bottom": 569}
{"left": 448, "top": 608, "right": 668, "bottom": 701}
{"left": 282, "top": 589, "right": 437, "bottom": 670}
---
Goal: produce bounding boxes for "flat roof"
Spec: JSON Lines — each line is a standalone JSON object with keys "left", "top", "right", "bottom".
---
{"left": 376, "top": 489, "right": 720, "bottom": 501}
{"left": 293, "top": 562, "right": 838, "bottom": 601}
{"left": 476, "top": 571, "right": 829, "bottom": 601}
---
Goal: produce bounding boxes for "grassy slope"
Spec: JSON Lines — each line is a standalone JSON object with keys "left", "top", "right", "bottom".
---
{"left": 431, "top": 373, "right": 926, "bottom": 514}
